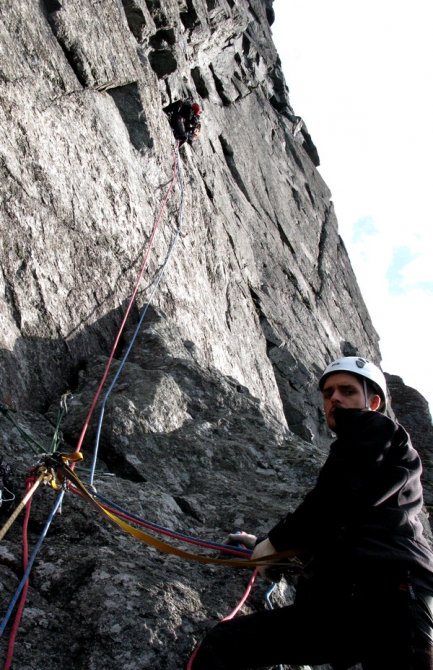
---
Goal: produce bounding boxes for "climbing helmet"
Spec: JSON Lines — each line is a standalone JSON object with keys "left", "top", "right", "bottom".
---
{"left": 319, "top": 356, "right": 387, "bottom": 411}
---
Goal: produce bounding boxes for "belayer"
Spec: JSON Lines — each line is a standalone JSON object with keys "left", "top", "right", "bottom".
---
{"left": 191, "top": 357, "right": 433, "bottom": 669}
{"left": 164, "top": 98, "right": 202, "bottom": 146}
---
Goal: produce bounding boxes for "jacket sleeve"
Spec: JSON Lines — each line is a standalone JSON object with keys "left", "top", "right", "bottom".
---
{"left": 268, "top": 409, "right": 413, "bottom": 552}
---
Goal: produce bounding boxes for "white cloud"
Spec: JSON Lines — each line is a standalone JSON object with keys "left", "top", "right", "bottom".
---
{"left": 373, "top": 289, "right": 433, "bottom": 407}
{"left": 352, "top": 216, "right": 378, "bottom": 244}
{"left": 346, "top": 232, "right": 433, "bottom": 407}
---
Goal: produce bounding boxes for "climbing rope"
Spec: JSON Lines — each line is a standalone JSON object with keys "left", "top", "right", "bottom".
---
{"left": 0, "top": 141, "right": 297, "bottom": 668}
{"left": 0, "top": 441, "right": 299, "bottom": 665}
{"left": 187, "top": 568, "right": 260, "bottom": 669}
{"left": 89, "top": 143, "right": 185, "bottom": 487}
{"left": 0, "top": 472, "right": 45, "bottom": 542}
{"left": 53, "top": 456, "right": 299, "bottom": 569}
{"left": 74, "top": 146, "right": 180, "bottom": 458}
{"left": 73, "top": 488, "right": 252, "bottom": 558}
{"left": 0, "top": 392, "right": 73, "bottom": 545}
{"left": 264, "top": 582, "right": 277, "bottom": 609}
{"left": 264, "top": 584, "right": 284, "bottom": 670}
{"left": 186, "top": 567, "right": 289, "bottom": 668}
{"left": 0, "top": 148, "right": 186, "bottom": 666}
{"left": 0, "top": 491, "right": 65, "bottom": 638}
{"left": 3, "top": 474, "right": 36, "bottom": 670}
{"left": 0, "top": 457, "right": 81, "bottom": 670}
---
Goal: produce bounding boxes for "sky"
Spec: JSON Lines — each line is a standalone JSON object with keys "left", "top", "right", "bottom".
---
{"left": 272, "top": 0, "right": 433, "bottom": 413}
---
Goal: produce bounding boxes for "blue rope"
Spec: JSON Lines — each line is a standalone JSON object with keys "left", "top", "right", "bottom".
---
{"left": 89, "top": 146, "right": 185, "bottom": 487}
{"left": 264, "top": 583, "right": 277, "bottom": 609}
{"left": 0, "top": 491, "right": 64, "bottom": 638}
{"left": 264, "top": 584, "right": 283, "bottom": 670}
{"left": 94, "top": 491, "right": 252, "bottom": 557}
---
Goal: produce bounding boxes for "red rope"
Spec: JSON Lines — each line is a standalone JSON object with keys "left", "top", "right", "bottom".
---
{"left": 221, "top": 568, "right": 258, "bottom": 620}
{"left": 3, "top": 476, "right": 35, "bottom": 670}
{"left": 186, "top": 569, "right": 259, "bottom": 669}
{"left": 74, "top": 147, "right": 179, "bottom": 455}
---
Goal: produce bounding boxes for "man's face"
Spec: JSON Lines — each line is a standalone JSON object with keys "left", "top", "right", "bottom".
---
{"left": 322, "top": 372, "right": 368, "bottom": 431}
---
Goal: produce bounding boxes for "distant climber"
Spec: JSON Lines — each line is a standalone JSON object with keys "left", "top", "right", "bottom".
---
{"left": 164, "top": 98, "right": 202, "bottom": 146}
{"left": 291, "top": 115, "right": 303, "bottom": 137}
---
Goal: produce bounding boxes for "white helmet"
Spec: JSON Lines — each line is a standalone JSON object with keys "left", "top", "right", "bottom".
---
{"left": 319, "top": 356, "right": 387, "bottom": 411}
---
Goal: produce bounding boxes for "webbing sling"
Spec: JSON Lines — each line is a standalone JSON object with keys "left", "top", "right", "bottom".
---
{"left": 52, "top": 454, "right": 301, "bottom": 569}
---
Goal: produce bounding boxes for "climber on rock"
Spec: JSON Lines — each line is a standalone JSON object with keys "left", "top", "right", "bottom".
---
{"left": 291, "top": 114, "right": 303, "bottom": 136}
{"left": 164, "top": 98, "right": 202, "bottom": 146}
{"left": 191, "top": 357, "right": 433, "bottom": 670}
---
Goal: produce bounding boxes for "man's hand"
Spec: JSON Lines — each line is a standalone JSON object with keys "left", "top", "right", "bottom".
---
{"left": 223, "top": 532, "right": 257, "bottom": 550}
{"left": 251, "top": 538, "right": 279, "bottom": 581}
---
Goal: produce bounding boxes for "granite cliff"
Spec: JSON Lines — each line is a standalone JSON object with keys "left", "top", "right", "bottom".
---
{"left": 0, "top": 1, "right": 431, "bottom": 669}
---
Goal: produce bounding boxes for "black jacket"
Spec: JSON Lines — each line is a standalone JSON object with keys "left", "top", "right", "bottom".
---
{"left": 268, "top": 408, "right": 433, "bottom": 583}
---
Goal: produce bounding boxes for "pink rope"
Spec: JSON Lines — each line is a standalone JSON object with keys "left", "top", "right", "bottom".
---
{"left": 187, "top": 569, "right": 259, "bottom": 669}
{"left": 74, "top": 148, "right": 179, "bottom": 455}
{"left": 222, "top": 568, "right": 259, "bottom": 620}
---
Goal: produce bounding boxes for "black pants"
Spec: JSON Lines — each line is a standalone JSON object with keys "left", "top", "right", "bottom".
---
{"left": 191, "top": 577, "right": 433, "bottom": 670}
{"left": 170, "top": 115, "right": 187, "bottom": 142}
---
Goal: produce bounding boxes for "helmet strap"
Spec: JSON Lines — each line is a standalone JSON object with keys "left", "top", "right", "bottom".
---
{"left": 363, "top": 377, "right": 369, "bottom": 409}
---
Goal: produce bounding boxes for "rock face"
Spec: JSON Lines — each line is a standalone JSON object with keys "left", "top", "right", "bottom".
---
{"left": 0, "top": 0, "right": 380, "bottom": 441}
{"left": 0, "top": 1, "right": 427, "bottom": 669}
{"left": 386, "top": 374, "right": 433, "bottom": 507}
